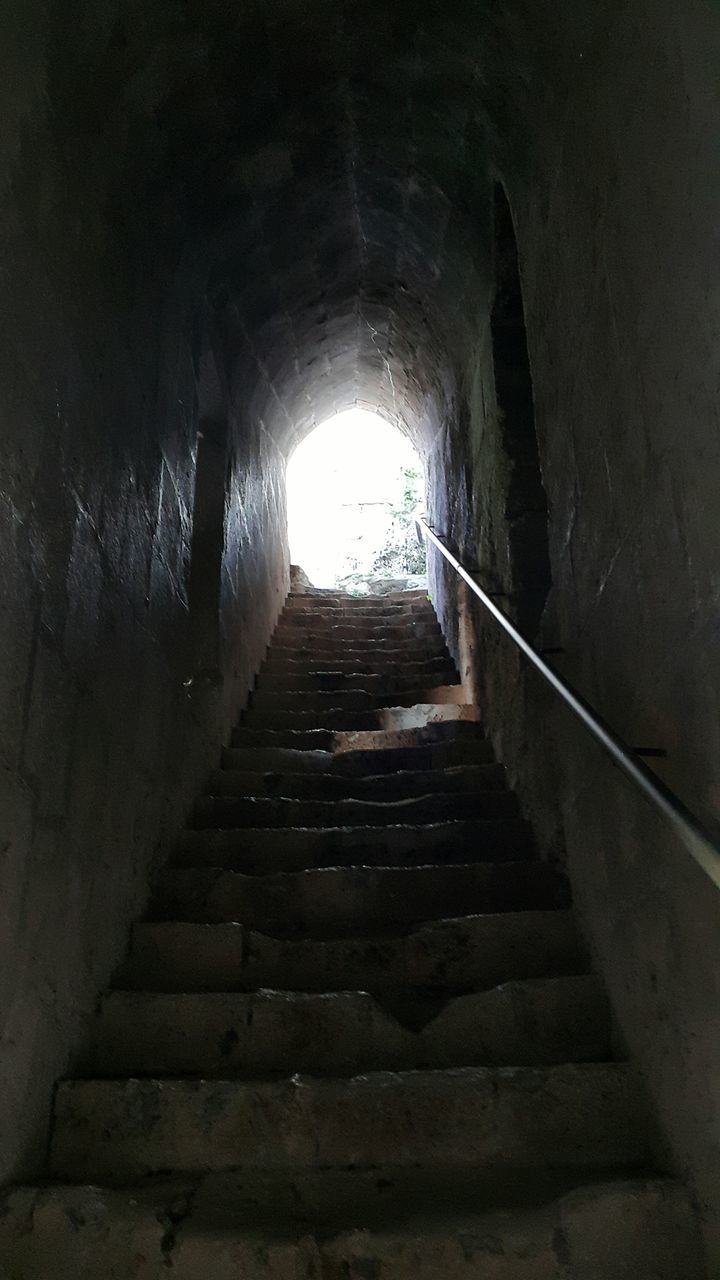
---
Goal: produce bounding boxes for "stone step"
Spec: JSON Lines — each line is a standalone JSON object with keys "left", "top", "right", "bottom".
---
{"left": 265, "top": 654, "right": 453, "bottom": 675}
{"left": 255, "top": 667, "right": 460, "bottom": 693}
{"left": 289, "top": 588, "right": 430, "bottom": 603}
{"left": 251, "top": 687, "right": 384, "bottom": 713}
{"left": 276, "top": 627, "right": 441, "bottom": 648}
{"left": 281, "top": 612, "right": 435, "bottom": 631}
{"left": 0, "top": 1177, "right": 702, "bottom": 1280}
{"left": 49, "top": 1063, "right": 648, "bottom": 1183}
{"left": 248, "top": 684, "right": 463, "bottom": 712}
{"left": 267, "top": 634, "right": 438, "bottom": 655}
{"left": 221, "top": 740, "right": 496, "bottom": 776}
{"left": 283, "top": 601, "right": 433, "bottom": 618}
{"left": 268, "top": 639, "right": 448, "bottom": 660}
{"left": 80, "top": 975, "right": 609, "bottom": 1077}
{"left": 2, "top": 1175, "right": 703, "bottom": 1280}
{"left": 239, "top": 699, "right": 475, "bottom": 733}
{"left": 281, "top": 599, "right": 430, "bottom": 614}
{"left": 270, "top": 627, "right": 445, "bottom": 646}
{"left": 115, "top": 911, "right": 582, "bottom": 995}
{"left": 261, "top": 654, "right": 456, "bottom": 678}
{"left": 192, "top": 790, "right": 519, "bottom": 831}
{"left": 285, "top": 594, "right": 431, "bottom": 613}
{"left": 278, "top": 611, "right": 440, "bottom": 633}
{"left": 231, "top": 714, "right": 484, "bottom": 752}
{"left": 150, "top": 862, "right": 568, "bottom": 931}
{"left": 288, "top": 588, "right": 429, "bottom": 603}
{"left": 175, "top": 817, "right": 534, "bottom": 872}
{"left": 205, "top": 762, "right": 506, "bottom": 800}
{"left": 284, "top": 594, "right": 434, "bottom": 609}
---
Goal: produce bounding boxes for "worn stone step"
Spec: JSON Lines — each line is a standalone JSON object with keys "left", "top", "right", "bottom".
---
{"left": 206, "top": 762, "right": 505, "bottom": 801}
{"left": 249, "top": 702, "right": 477, "bottom": 728}
{"left": 150, "top": 862, "right": 568, "bottom": 931}
{"left": 251, "top": 686, "right": 379, "bottom": 713}
{"left": 270, "top": 628, "right": 446, "bottom": 648}
{"left": 80, "top": 975, "right": 609, "bottom": 1078}
{"left": 269, "top": 640, "right": 448, "bottom": 660}
{"left": 231, "top": 714, "right": 484, "bottom": 751}
{"left": 261, "top": 654, "right": 456, "bottom": 678}
{"left": 0, "top": 1177, "right": 703, "bottom": 1280}
{"left": 265, "top": 654, "right": 453, "bottom": 676}
{"left": 221, "top": 740, "right": 495, "bottom": 777}
{"left": 252, "top": 687, "right": 377, "bottom": 713}
{"left": 193, "top": 789, "right": 518, "bottom": 831}
{"left": 49, "top": 1063, "right": 648, "bottom": 1183}
{"left": 283, "top": 604, "right": 434, "bottom": 621}
{"left": 280, "top": 614, "right": 436, "bottom": 634}
{"left": 226, "top": 728, "right": 353, "bottom": 750}
{"left": 274, "top": 628, "right": 441, "bottom": 650}
{"left": 282, "top": 609, "right": 435, "bottom": 626}
{"left": 115, "top": 911, "right": 582, "bottom": 995}
{"left": 175, "top": 817, "right": 534, "bottom": 872}
{"left": 255, "top": 667, "right": 460, "bottom": 693}
{"left": 2, "top": 1176, "right": 703, "bottom": 1280}
{"left": 285, "top": 594, "right": 431, "bottom": 612}
{"left": 288, "top": 587, "right": 429, "bottom": 603}
{"left": 288, "top": 589, "right": 430, "bottom": 605}
{"left": 278, "top": 613, "right": 440, "bottom": 635}
{"left": 249, "top": 685, "right": 463, "bottom": 713}
{"left": 95, "top": 956, "right": 585, "bottom": 1083}
{"left": 240, "top": 699, "right": 475, "bottom": 733}
{"left": 271, "top": 632, "right": 443, "bottom": 654}
{"left": 284, "top": 609, "right": 434, "bottom": 622}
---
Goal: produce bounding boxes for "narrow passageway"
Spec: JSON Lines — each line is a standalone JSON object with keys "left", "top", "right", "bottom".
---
{"left": 2, "top": 1, "right": 720, "bottom": 1275}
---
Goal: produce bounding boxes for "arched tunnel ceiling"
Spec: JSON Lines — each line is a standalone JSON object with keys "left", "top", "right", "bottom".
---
{"left": 85, "top": 0, "right": 539, "bottom": 452}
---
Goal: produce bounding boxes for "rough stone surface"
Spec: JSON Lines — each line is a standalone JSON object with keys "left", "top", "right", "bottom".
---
{"left": 149, "top": 861, "right": 568, "bottom": 932}
{"left": 117, "top": 910, "right": 584, "bottom": 995}
{"left": 175, "top": 817, "right": 534, "bottom": 873}
{"left": 2, "top": 589, "right": 704, "bottom": 1274}
{"left": 80, "top": 976, "right": 610, "bottom": 1077}
{"left": 192, "top": 789, "right": 518, "bottom": 830}
{"left": 0, "top": 1179, "right": 704, "bottom": 1280}
{"left": 0, "top": 6, "right": 293, "bottom": 1180}
{"left": 204, "top": 761, "right": 505, "bottom": 799}
{"left": 418, "top": 4, "right": 720, "bottom": 1264}
{"left": 50, "top": 1063, "right": 648, "bottom": 1183}
{"left": 221, "top": 740, "right": 496, "bottom": 775}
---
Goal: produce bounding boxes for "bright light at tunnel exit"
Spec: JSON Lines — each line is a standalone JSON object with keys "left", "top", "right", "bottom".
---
{"left": 287, "top": 408, "right": 426, "bottom": 591}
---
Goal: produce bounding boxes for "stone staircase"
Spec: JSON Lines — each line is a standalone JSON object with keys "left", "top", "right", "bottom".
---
{"left": 0, "top": 590, "right": 705, "bottom": 1277}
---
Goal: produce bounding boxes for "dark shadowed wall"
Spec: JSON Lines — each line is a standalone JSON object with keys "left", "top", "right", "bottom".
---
{"left": 429, "top": 2, "right": 720, "bottom": 1266}
{"left": 0, "top": 3, "right": 288, "bottom": 1179}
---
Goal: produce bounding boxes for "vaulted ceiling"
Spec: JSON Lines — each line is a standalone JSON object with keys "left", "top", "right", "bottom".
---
{"left": 50, "top": 0, "right": 562, "bottom": 450}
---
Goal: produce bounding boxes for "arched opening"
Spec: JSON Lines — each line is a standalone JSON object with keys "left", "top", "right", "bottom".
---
{"left": 286, "top": 408, "right": 427, "bottom": 592}
{"left": 491, "top": 184, "right": 552, "bottom": 636}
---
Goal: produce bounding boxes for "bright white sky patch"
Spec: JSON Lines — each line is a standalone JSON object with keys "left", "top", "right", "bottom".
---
{"left": 287, "top": 408, "right": 425, "bottom": 589}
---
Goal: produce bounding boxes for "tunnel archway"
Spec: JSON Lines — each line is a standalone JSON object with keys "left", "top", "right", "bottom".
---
{"left": 4, "top": 5, "right": 720, "bottom": 1260}
{"left": 286, "top": 408, "right": 426, "bottom": 591}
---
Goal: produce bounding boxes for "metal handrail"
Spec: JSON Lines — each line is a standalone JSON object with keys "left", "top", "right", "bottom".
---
{"left": 417, "top": 516, "right": 720, "bottom": 890}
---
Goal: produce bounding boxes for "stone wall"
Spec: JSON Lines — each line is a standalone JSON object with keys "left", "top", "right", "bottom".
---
{"left": 425, "top": 1, "right": 720, "bottom": 1266}
{"left": 0, "top": 8, "right": 287, "bottom": 1180}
